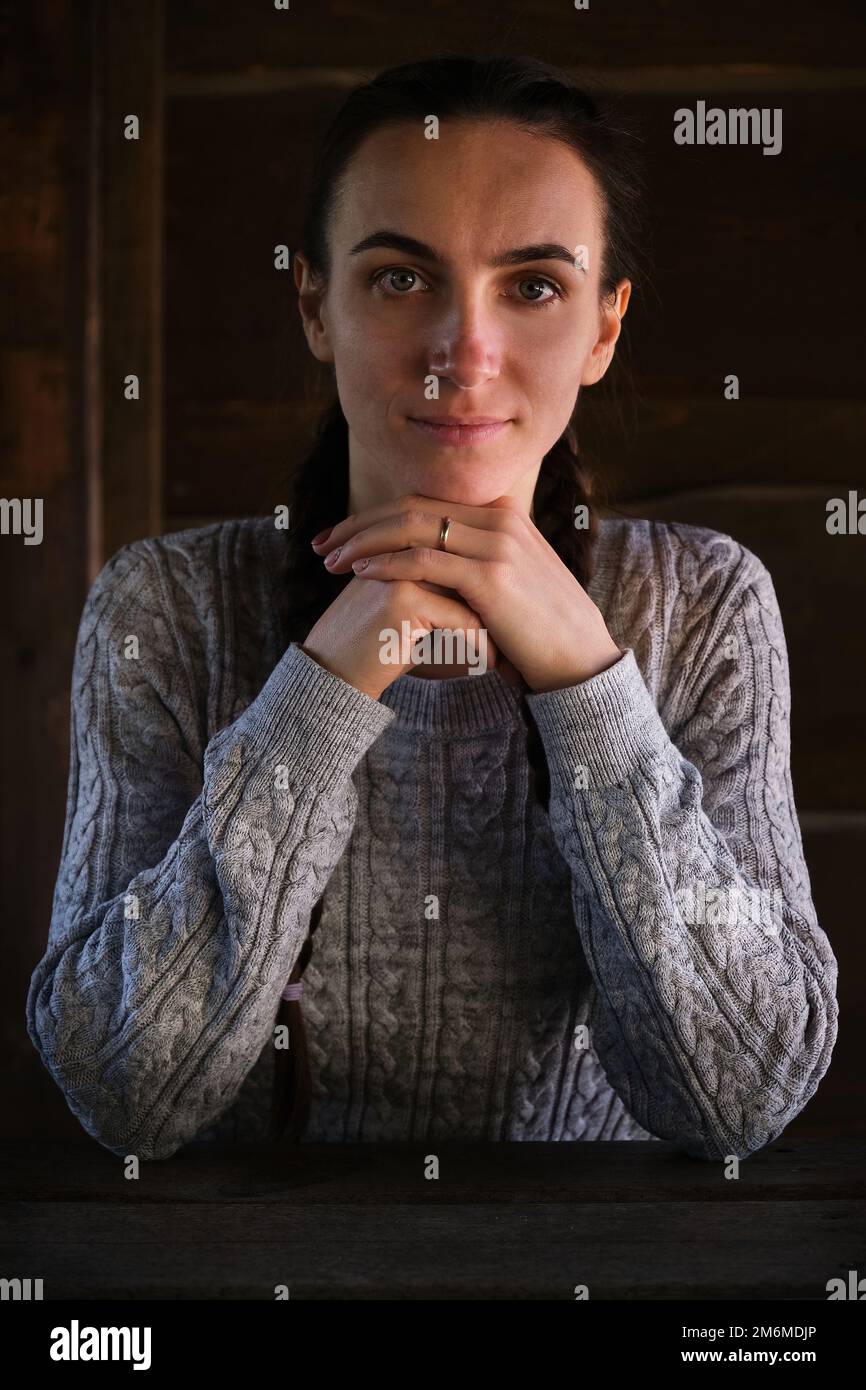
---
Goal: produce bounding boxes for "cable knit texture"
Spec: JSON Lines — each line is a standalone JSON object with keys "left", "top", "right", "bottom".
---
{"left": 26, "top": 515, "right": 838, "bottom": 1161}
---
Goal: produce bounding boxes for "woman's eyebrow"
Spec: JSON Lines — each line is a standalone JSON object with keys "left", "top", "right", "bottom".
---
{"left": 349, "top": 229, "right": 579, "bottom": 268}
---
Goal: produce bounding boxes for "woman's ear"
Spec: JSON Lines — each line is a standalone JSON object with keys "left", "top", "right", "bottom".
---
{"left": 293, "top": 251, "right": 335, "bottom": 365}
{"left": 581, "top": 278, "right": 631, "bottom": 387}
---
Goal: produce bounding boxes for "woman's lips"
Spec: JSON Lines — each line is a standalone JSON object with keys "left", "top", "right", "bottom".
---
{"left": 408, "top": 417, "right": 510, "bottom": 447}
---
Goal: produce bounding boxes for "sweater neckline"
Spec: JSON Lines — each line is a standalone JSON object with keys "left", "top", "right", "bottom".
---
{"left": 378, "top": 663, "right": 526, "bottom": 734}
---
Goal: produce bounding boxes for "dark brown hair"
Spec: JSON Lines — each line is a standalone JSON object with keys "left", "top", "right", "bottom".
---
{"left": 270, "top": 54, "right": 650, "bottom": 1142}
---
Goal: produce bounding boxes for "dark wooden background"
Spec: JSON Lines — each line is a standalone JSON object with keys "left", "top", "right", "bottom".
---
{"left": 2, "top": 0, "right": 864, "bottom": 1141}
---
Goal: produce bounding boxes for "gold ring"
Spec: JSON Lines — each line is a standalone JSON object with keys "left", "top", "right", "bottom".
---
{"left": 438, "top": 516, "right": 452, "bottom": 550}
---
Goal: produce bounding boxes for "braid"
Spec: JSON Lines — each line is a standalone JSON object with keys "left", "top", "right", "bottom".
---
{"left": 283, "top": 398, "right": 352, "bottom": 648}
{"left": 530, "top": 421, "right": 599, "bottom": 592}
{"left": 522, "top": 424, "right": 602, "bottom": 814}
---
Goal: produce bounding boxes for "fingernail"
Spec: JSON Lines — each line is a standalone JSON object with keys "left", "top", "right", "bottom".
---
{"left": 311, "top": 527, "right": 332, "bottom": 547}
{"left": 324, "top": 546, "right": 342, "bottom": 566}
{"left": 352, "top": 557, "right": 370, "bottom": 571}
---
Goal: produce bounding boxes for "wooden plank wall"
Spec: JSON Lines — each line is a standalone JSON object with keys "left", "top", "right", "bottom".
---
{"left": 1, "top": 1, "right": 90, "bottom": 1139}
{"left": 1, "top": 0, "right": 164, "bottom": 1138}
{"left": 4, "top": 0, "right": 863, "bottom": 1138}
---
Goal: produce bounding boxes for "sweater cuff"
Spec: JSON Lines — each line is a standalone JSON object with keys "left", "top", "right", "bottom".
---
{"left": 523, "top": 647, "right": 673, "bottom": 790}
{"left": 216, "top": 640, "right": 397, "bottom": 794}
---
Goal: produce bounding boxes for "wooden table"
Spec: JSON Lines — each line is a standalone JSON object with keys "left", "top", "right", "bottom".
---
{"left": 2, "top": 1136, "right": 864, "bottom": 1301}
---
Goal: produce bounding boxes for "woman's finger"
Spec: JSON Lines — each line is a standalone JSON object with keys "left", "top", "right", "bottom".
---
{"left": 349, "top": 547, "right": 486, "bottom": 602}
{"left": 323, "top": 513, "right": 495, "bottom": 571}
{"left": 313, "top": 494, "right": 520, "bottom": 556}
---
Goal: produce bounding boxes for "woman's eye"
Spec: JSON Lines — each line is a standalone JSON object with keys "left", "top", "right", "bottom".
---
{"left": 513, "top": 277, "right": 563, "bottom": 309}
{"left": 372, "top": 267, "right": 428, "bottom": 296}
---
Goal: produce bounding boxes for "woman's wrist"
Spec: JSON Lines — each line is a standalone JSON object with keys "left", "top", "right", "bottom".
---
{"left": 527, "top": 636, "right": 624, "bottom": 693}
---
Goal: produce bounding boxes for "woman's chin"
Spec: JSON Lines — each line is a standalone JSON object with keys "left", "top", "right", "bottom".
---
{"left": 394, "top": 460, "right": 519, "bottom": 505}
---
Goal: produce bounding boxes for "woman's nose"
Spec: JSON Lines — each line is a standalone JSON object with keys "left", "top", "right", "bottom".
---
{"left": 425, "top": 294, "right": 503, "bottom": 389}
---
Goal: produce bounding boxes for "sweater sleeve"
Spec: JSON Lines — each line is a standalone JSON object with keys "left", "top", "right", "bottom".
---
{"left": 26, "top": 540, "right": 396, "bottom": 1161}
{"left": 523, "top": 548, "right": 838, "bottom": 1161}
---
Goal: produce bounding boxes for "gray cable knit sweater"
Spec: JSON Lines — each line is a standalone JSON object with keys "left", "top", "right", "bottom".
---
{"left": 26, "top": 514, "right": 838, "bottom": 1162}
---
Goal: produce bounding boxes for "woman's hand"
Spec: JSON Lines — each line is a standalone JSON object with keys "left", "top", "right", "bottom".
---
{"left": 300, "top": 568, "right": 503, "bottom": 701}
{"left": 312, "top": 493, "right": 623, "bottom": 692}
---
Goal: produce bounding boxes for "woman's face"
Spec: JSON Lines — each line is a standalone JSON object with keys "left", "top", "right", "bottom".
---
{"left": 295, "top": 118, "right": 630, "bottom": 512}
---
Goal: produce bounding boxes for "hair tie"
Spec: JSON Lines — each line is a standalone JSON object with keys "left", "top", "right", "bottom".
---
{"left": 281, "top": 981, "right": 304, "bottom": 1002}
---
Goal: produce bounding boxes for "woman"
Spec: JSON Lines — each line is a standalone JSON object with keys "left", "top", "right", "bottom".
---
{"left": 27, "top": 56, "right": 837, "bottom": 1162}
